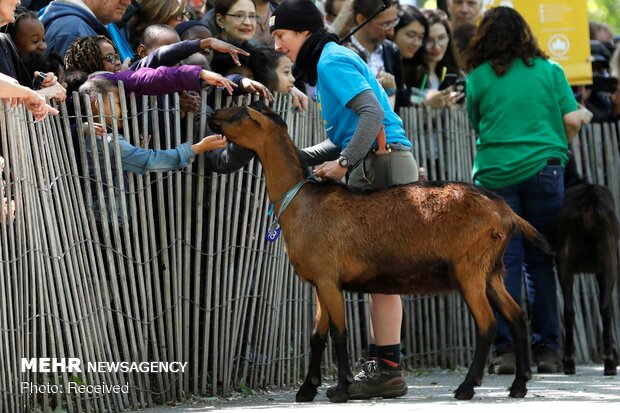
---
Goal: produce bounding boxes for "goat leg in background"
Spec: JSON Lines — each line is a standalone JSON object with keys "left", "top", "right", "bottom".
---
{"left": 557, "top": 262, "right": 577, "bottom": 375}
{"left": 296, "top": 292, "right": 328, "bottom": 402}
{"left": 597, "top": 256, "right": 619, "bottom": 376}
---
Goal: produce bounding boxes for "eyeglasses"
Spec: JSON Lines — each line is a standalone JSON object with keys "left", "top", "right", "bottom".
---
{"left": 226, "top": 13, "right": 259, "bottom": 23}
{"left": 403, "top": 32, "right": 425, "bottom": 46}
{"left": 172, "top": 10, "right": 192, "bottom": 22}
{"left": 375, "top": 17, "right": 400, "bottom": 30}
{"left": 425, "top": 35, "right": 450, "bottom": 49}
{"left": 102, "top": 53, "right": 120, "bottom": 65}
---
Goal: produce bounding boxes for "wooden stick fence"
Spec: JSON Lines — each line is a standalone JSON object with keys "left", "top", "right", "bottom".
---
{"left": 0, "top": 92, "right": 618, "bottom": 413}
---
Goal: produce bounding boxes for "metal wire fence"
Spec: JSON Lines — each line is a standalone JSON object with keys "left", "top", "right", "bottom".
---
{"left": 0, "top": 91, "right": 618, "bottom": 413}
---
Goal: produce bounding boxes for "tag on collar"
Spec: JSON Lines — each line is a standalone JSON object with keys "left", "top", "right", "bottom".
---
{"left": 266, "top": 223, "right": 281, "bottom": 243}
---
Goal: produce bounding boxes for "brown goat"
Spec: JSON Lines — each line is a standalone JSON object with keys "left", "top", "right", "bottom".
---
{"left": 209, "top": 103, "right": 549, "bottom": 402}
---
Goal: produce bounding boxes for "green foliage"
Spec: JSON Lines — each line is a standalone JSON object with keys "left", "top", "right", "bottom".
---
{"left": 239, "top": 380, "right": 253, "bottom": 396}
{"left": 587, "top": 0, "right": 619, "bottom": 34}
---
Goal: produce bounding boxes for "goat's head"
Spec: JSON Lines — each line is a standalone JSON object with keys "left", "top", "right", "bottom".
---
{"left": 209, "top": 102, "right": 288, "bottom": 151}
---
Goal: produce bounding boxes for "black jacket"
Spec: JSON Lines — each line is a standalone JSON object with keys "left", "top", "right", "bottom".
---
{"left": 0, "top": 33, "right": 18, "bottom": 78}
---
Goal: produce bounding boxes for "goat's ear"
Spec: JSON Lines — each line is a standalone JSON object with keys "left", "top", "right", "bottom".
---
{"left": 245, "top": 106, "right": 270, "bottom": 129}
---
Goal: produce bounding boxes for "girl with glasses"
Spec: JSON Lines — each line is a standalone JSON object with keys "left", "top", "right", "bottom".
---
{"left": 65, "top": 35, "right": 123, "bottom": 74}
{"left": 393, "top": 5, "right": 427, "bottom": 107}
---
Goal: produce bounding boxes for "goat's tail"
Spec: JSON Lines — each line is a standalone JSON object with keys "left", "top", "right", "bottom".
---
{"left": 511, "top": 213, "right": 553, "bottom": 255}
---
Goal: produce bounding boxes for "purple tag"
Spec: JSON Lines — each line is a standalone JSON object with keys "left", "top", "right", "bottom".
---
{"left": 266, "top": 225, "right": 281, "bottom": 243}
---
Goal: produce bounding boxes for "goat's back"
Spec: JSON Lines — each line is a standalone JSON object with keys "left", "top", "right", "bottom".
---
{"left": 285, "top": 181, "right": 546, "bottom": 295}
{"left": 554, "top": 182, "right": 620, "bottom": 274}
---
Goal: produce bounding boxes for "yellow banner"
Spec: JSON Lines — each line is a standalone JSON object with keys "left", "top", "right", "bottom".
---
{"left": 484, "top": 0, "right": 591, "bottom": 85}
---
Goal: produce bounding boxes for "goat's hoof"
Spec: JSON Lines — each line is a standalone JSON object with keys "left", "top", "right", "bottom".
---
{"left": 454, "top": 384, "right": 474, "bottom": 400}
{"left": 563, "top": 359, "right": 576, "bottom": 375}
{"left": 295, "top": 383, "right": 317, "bottom": 402}
{"left": 603, "top": 360, "right": 617, "bottom": 376}
{"left": 509, "top": 383, "right": 527, "bottom": 398}
{"left": 326, "top": 385, "right": 349, "bottom": 403}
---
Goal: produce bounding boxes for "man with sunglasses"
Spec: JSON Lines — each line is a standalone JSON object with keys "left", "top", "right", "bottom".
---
{"left": 341, "top": 0, "right": 406, "bottom": 110}
{"left": 40, "top": 0, "right": 132, "bottom": 58}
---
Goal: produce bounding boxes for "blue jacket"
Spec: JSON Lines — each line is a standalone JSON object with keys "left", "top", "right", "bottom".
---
{"left": 87, "top": 133, "right": 195, "bottom": 225}
{"left": 40, "top": 1, "right": 108, "bottom": 57}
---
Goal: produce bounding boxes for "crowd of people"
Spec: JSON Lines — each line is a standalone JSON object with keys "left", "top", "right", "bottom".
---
{"left": 0, "top": 0, "right": 614, "bottom": 402}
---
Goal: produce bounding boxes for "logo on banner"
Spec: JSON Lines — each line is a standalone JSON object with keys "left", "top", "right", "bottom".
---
{"left": 548, "top": 34, "right": 570, "bottom": 58}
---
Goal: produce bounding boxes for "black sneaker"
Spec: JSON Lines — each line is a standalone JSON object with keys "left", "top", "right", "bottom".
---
{"left": 488, "top": 348, "right": 516, "bottom": 375}
{"left": 532, "top": 344, "right": 562, "bottom": 374}
{"left": 346, "top": 358, "right": 407, "bottom": 399}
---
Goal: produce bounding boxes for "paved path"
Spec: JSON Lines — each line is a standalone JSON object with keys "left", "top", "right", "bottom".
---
{"left": 140, "top": 366, "right": 619, "bottom": 412}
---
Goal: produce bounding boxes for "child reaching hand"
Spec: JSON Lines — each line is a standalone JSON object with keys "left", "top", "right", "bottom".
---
{"left": 78, "top": 76, "right": 236, "bottom": 224}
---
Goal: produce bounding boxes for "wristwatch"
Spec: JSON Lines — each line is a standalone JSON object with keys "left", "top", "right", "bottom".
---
{"left": 337, "top": 155, "right": 352, "bottom": 169}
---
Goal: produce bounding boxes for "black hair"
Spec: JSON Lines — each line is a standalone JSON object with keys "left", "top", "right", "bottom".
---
{"left": 4, "top": 6, "right": 38, "bottom": 41}
{"left": 353, "top": 0, "right": 397, "bottom": 17}
{"left": 250, "top": 47, "right": 287, "bottom": 91}
{"left": 64, "top": 70, "right": 89, "bottom": 96}
{"left": 210, "top": 40, "right": 252, "bottom": 75}
{"left": 140, "top": 23, "right": 179, "bottom": 49}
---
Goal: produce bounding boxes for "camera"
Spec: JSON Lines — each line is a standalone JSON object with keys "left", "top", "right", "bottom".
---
{"left": 32, "top": 72, "right": 47, "bottom": 89}
{"left": 591, "top": 73, "right": 618, "bottom": 94}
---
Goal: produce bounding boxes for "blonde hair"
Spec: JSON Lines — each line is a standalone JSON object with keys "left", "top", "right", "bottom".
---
{"left": 128, "top": 0, "right": 188, "bottom": 48}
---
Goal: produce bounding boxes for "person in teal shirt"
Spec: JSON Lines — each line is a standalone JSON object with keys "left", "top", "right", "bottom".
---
{"left": 465, "top": 7, "right": 589, "bottom": 376}
{"left": 270, "top": 0, "right": 418, "bottom": 402}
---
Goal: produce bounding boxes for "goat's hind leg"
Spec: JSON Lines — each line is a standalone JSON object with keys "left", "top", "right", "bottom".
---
{"left": 454, "top": 278, "right": 497, "bottom": 400}
{"left": 597, "top": 257, "right": 618, "bottom": 376}
{"left": 296, "top": 291, "right": 329, "bottom": 402}
{"left": 558, "top": 265, "right": 576, "bottom": 375}
{"left": 487, "top": 275, "right": 530, "bottom": 398}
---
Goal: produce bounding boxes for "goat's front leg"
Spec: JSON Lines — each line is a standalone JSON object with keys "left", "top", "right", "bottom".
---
{"left": 318, "top": 283, "right": 352, "bottom": 403}
{"left": 296, "top": 291, "right": 329, "bottom": 402}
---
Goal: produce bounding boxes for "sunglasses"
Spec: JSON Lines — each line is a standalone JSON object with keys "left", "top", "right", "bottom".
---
{"left": 102, "top": 53, "right": 120, "bottom": 65}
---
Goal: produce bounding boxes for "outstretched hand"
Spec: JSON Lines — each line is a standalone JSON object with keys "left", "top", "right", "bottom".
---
{"left": 202, "top": 38, "right": 250, "bottom": 66}
{"left": 200, "top": 69, "right": 237, "bottom": 95}
{"left": 239, "top": 78, "right": 274, "bottom": 101}
{"left": 192, "top": 133, "right": 228, "bottom": 155}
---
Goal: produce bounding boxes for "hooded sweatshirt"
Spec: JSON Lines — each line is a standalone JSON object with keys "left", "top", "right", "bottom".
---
{"left": 40, "top": 0, "right": 107, "bottom": 57}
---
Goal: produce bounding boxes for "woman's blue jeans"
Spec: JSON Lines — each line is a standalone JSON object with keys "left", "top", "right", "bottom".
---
{"left": 487, "top": 164, "right": 564, "bottom": 352}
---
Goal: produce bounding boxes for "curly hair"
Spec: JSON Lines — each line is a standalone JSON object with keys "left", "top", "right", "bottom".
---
{"left": 464, "top": 7, "right": 547, "bottom": 76}
{"left": 64, "top": 35, "right": 118, "bottom": 74}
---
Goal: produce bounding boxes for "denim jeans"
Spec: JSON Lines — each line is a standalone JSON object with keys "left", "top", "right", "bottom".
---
{"left": 488, "top": 164, "right": 564, "bottom": 352}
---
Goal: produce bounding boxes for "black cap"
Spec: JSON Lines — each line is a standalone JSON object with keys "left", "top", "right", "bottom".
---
{"left": 175, "top": 20, "right": 210, "bottom": 37}
{"left": 269, "top": 0, "right": 324, "bottom": 33}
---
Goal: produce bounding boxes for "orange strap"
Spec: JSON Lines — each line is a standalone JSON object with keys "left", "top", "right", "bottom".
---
{"left": 376, "top": 124, "right": 390, "bottom": 154}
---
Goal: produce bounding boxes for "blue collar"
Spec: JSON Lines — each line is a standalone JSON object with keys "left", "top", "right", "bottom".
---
{"left": 266, "top": 176, "right": 313, "bottom": 240}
